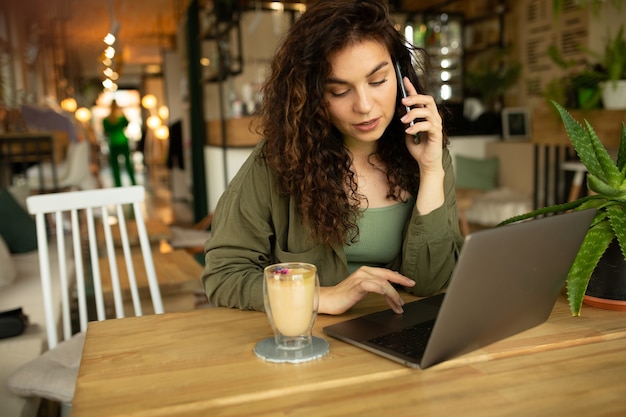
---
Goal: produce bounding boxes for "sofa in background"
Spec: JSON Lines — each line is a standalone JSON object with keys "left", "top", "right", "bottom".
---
{"left": 448, "top": 137, "right": 534, "bottom": 234}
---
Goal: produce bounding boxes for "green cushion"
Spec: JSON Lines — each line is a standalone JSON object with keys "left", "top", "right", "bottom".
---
{"left": 0, "top": 236, "right": 17, "bottom": 286}
{"left": 455, "top": 155, "right": 499, "bottom": 191}
{"left": 0, "top": 188, "right": 37, "bottom": 253}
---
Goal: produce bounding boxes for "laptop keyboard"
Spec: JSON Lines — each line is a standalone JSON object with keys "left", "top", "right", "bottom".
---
{"left": 367, "top": 320, "right": 435, "bottom": 359}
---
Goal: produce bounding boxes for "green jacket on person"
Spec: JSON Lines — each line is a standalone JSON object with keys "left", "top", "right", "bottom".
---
{"left": 202, "top": 141, "right": 464, "bottom": 312}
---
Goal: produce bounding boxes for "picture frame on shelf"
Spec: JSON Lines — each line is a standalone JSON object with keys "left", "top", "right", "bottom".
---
{"left": 501, "top": 107, "right": 531, "bottom": 141}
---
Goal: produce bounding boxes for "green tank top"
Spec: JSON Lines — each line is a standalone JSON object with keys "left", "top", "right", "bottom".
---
{"left": 344, "top": 197, "right": 415, "bottom": 274}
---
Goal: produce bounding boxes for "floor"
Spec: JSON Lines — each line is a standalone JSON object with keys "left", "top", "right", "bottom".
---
{"left": 102, "top": 152, "right": 212, "bottom": 289}
{"left": 97, "top": 152, "right": 196, "bottom": 229}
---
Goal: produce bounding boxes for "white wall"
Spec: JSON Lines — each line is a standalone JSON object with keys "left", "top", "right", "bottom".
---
{"left": 202, "top": 10, "right": 292, "bottom": 121}
{"left": 448, "top": 135, "right": 500, "bottom": 169}
{"left": 587, "top": 3, "right": 626, "bottom": 54}
{"left": 164, "top": 50, "right": 193, "bottom": 201}
{"left": 204, "top": 146, "right": 254, "bottom": 213}
{"left": 200, "top": 10, "right": 293, "bottom": 211}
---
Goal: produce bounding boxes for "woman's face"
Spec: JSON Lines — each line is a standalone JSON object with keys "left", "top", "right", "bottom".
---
{"left": 324, "top": 39, "right": 398, "bottom": 146}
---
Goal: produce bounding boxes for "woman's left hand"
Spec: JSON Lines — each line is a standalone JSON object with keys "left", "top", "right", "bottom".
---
{"left": 399, "top": 77, "right": 444, "bottom": 173}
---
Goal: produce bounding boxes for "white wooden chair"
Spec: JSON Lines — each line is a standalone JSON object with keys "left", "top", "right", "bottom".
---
{"left": 27, "top": 140, "right": 95, "bottom": 192}
{"left": 8, "top": 185, "right": 163, "bottom": 414}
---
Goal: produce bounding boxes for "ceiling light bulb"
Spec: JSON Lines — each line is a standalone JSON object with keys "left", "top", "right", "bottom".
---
{"left": 61, "top": 98, "right": 77, "bottom": 113}
{"left": 75, "top": 107, "right": 92, "bottom": 122}
{"left": 104, "top": 33, "right": 116, "bottom": 45}
{"left": 141, "top": 94, "right": 157, "bottom": 109}
{"left": 158, "top": 105, "right": 169, "bottom": 120}
{"left": 147, "top": 115, "right": 162, "bottom": 129}
{"left": 105, "top": 46, "right": 116, "bottom": 59}
{"left": 155, "top": 125, "right": 169, "bottom": 140}
{"left": 104, "top": 20, "right": 120, "bottom": 45}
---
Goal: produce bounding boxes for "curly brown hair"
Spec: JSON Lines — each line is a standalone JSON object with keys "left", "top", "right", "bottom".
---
{"left": 257, "top": 0, "right": 434, "bottom": 246}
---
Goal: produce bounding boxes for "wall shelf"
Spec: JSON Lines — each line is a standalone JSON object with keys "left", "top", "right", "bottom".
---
{"left": 464, "top": 7, "right": 508, "bottom": 25}
{"left": 205, "top": 117, "right": 261, "bottom": 148}
{"left": 532, "top": 108, "right": 626, "bottom": 147}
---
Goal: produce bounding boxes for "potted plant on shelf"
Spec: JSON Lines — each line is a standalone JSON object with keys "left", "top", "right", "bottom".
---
{"left": 543, "top": 43, "right": 605, "bottom": 110}
{"left": 499, "top": 101, "right": 626, "bottom": 316}
{"left": 598, "top": 25, "right": 626, "bottom": 109}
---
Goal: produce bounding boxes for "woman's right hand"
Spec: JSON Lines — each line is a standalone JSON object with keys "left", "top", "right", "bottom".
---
{"left": 318, "top": 266, "right": 416, "bottom": 315}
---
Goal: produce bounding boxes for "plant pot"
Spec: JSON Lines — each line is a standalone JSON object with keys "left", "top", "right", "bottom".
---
{"left": 601, "top": 80, "right": 626, "bottom": 110}
{"left": 577, "top": 87, "right": 601, "bottom": 109}
{"left": 583, "top": 239, "right": 626, "bottom": 311}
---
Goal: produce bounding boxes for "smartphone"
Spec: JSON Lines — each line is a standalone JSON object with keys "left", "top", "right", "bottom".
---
{"left": 395, "top": 61, "right": 414, "bottom": 129}
{"left": 395, "top": 61, "right": 421, "bottom": 143}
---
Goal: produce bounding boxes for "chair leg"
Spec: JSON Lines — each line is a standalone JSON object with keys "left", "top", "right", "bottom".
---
{"left": 193, "top": 213, "right": 213, "bottom": 230}
{"left": 37, "top": 398, "right": 60, "bottom": 417}
{"left": 60, "top": 402, "right": 72, "bottom": 417}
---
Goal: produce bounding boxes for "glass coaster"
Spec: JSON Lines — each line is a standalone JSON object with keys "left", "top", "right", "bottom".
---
{"left": 254, "top": 336, "right": 329, "bottom": 364}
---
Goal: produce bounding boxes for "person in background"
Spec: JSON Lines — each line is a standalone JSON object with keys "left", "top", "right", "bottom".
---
{"left": 102, "top": 99, "right": 136, "bottom": 187}
{"left": 202, "top": 0, "right": 463, "bottom": 315}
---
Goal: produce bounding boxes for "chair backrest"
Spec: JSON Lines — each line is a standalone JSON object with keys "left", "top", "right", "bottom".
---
{"left": 58, "top": 140, "right": 90, "bottom": 189}
{"left": 26, "top": 185, "right": 164, "bottom": 349}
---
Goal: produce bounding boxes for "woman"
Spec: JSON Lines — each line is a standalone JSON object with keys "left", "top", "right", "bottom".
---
{"left": 102, "top": 99, "right": 136, "bottom": 187}
{"left": 202, "top": 0, "right": 463, "bottom": 315}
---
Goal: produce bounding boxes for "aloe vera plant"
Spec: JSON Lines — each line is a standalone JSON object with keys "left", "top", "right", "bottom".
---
{"left": 499, "top": 101, "right": 626, "bottom": 316}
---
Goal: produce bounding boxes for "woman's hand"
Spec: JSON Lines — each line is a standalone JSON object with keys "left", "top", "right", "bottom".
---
{"left": 399, "top": 77, "right": 444, "bottom": 174}
{"left": 318, "top": 266, "right": 415, "bottom": 315}
{"left": 399, "top": 76, "right": 446, "bottom": 215}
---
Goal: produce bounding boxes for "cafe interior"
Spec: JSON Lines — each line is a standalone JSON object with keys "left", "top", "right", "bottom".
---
{"left": 1, "top": 0, "right": 626, "bottom": 416}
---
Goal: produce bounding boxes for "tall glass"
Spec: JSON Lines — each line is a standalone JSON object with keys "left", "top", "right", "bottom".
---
{"left": 264, "top": 262, "right": 318, "bottom": 349}
{"left": 254, "top": 262, "right": 329, "bottom": 363}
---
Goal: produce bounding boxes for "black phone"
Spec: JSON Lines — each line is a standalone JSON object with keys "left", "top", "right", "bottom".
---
{"left": 395, "top": 61, "right": 421, "bottom": 143}
{"left": 395, "top": 61, "right": 414, "bottom": 129}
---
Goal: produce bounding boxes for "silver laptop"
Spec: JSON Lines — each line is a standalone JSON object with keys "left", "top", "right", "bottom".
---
{"left": 323, "top": 209, "right": 596, "bottom": 369}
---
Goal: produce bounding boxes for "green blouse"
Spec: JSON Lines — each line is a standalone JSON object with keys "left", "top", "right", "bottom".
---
{"left": 345, "top": 198, "right": 415, "bottom": 273}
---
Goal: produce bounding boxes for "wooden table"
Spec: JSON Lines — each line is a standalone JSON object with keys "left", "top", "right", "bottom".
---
{"left": 72, "top": 294, "right": 626, "bottom": 417}
{"left": 98, "top": 248, "right": 204, "bottom": 315}
{"left": 99, "top": 249, "right": 203, "bottom": 293}
{"left": 94, "top": 218, "right": 174, "bottom": 251}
